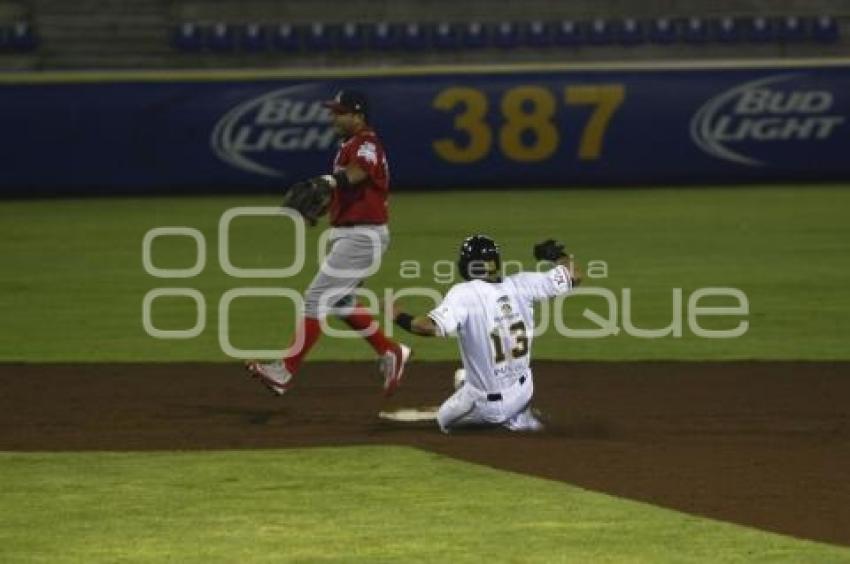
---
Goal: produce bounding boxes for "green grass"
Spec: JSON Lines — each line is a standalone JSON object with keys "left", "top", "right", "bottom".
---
{"left": 0, "top": 447, "right": 846, "bottom": 563}
{"left": 2, "top": 188, "right": 848, "bottom": 562}
{"left": 1, "top": 186, "right": 849, "bottom": 361}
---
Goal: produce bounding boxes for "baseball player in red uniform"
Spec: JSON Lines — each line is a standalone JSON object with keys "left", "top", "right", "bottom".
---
{"left": 246, "top": 89, "right": 411, "bottom": 397}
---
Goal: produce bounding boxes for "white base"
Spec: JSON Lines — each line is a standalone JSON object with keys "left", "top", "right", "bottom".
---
{"left": 378, "top": 407, "right": 439, "bottom": 422}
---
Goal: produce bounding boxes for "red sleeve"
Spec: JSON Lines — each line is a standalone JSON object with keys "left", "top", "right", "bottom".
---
{"left": 348, "top": 137, "right": 382, "bottom": 179}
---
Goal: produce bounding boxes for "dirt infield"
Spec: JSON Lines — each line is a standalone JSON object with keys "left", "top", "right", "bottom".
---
{"left": 1, "top": 361, "right": 848, "bottom": 546}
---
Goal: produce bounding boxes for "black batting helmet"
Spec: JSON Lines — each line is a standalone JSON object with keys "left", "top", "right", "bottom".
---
{"left": 458, "top": 234, "right": 501, "bottom": 282}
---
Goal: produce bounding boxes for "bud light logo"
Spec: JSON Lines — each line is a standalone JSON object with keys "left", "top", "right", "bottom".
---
{"left": 211, "top": 85, "right": 337, "bottom": 177}
{"left": 690, "top": 74, "right": 845, "bottom": 166}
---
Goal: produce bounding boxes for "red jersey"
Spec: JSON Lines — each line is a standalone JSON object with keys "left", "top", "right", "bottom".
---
{"left": 329, "top": 128, "right": 390, "bottom": 226}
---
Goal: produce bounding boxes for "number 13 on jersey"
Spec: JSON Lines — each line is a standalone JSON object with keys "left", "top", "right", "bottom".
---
{"left": 490, "top": 321, "right": 530, "bottom": 363}
{"left": 432, "top": 84, "right": 625, "bottom": 163}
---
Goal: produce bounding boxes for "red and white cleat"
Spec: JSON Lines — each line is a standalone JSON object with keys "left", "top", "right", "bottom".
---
{"left": 245, "top": 360, "right": 293, "bottom": 396}
{"left": 379, "top": 344, "right": 412, "bottom": 397}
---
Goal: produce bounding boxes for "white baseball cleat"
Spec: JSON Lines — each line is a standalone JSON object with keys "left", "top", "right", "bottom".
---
{"left": 503, "top": 406, "right": 546, "bottom": 432}
{"left": 245, "top": 359, "right": 293, "bottom": 396}
{"left": 379, "top": 343, "right": 412, "bottom": 397}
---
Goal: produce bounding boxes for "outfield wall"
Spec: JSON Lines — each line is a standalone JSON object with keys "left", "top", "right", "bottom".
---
{"left": 2, "top": 60, "right": 849, "bottom": 196}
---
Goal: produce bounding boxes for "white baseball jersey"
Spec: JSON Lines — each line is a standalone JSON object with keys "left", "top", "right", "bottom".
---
{"left": 428, "top": 265, "right": 573, "bottom": 393}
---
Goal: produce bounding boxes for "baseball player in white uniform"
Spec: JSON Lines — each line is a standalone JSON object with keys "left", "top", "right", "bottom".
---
{"left": 390, "top": 235, "right": 582, "bottom": 433}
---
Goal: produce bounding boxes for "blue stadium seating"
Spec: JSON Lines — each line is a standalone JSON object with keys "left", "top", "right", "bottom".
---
{"left": 272, "top": 23, "right": 301, "bottom": 52}
{"left": 775, "top": 16, "right": 808, "bottom": 42}
{"left": 494, "top": 21, "right": 520, "bottom": 49}
{"left": 433, "top": 22, "right": 460, "bottom": 49}
{"left": 523, "top": 20, "right": 551, "bottom": 47}
{"left": 812, "top": 15, "right": 839, "bottom": 43}
{"left": 682, "top": 17, "right": 709, "bottom": 43}
{"left": 746, "top": 16, "right": 776, "bottom": 42}
{"left": 401, "top": 22, "right": 430, "bottom": 50}
{"left": 617, "top": 18, "right": 645, "bottom": 45}
{"left": 173, "top": 22, "right": 203, "bottom": 51}
{"left": 649, "top": 17, "right": 678, "bottom": 44}
{"left": 370, "top": 21, "right": 401, "bottom": 51}
{"left": 240, "top": 23, "right": 268, "bottom": 51}
{"left": 304, "top": 22, "right": 337, "bottom": 51}
{"left": 339, "top": 22, "right": 366, "bottom": 50}
{"left": 8, "top": 21, "right": 37, "bottom": 51}
{"left": 554, "top": 20, "right": 582, "bottom": 46}
{"left": 586, "top": 19, "right": 614, "bottom": 45}
{"left": 171, "top": 13, "right": 843, "bottom": 55}
{"left": 712, "top": 16, "right": 742, "bottom": 43}
{"left": 207, "top": 22, "right": 237, "bottom": 52}
{"left": 461, "top": 21, "right": 489, "bottom": 48}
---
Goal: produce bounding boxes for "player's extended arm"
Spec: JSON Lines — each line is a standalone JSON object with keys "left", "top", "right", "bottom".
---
{"left": 534, "top": 239, "right": 583, "bottom": 287}
{"left": 557, "top": 254, "right": 583, "bottom": 287}
{"left": 320, "top": 164, "right": 368, "bottom": 190}
{"left": 389, "top": 302, "right": 438, "bottom": 337}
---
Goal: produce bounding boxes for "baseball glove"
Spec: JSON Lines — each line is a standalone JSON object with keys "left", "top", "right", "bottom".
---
{"left": 533, "top": 239, "right": 569, "bottom": 262}
{"left": 282, "top": 176, "right": 333, "bottom": 226}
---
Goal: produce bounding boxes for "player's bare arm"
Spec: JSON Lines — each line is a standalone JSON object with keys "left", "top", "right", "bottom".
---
{"left": 343, "top": 163, "right": 369, "bottom": 184}
{"left": 388, "top": 301, "right": 438, "bottom": 337}
{"left": 321, "top": 163, "right": 369, "bottom": 190}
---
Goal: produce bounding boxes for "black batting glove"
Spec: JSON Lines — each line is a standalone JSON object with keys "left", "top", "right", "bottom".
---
{"left": 533, "top": 239, "right": 568, "bottom": 262}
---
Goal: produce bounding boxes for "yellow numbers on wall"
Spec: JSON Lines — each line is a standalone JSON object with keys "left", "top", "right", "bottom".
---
{"left": 433, "top": 84, "right": 625, "bottom": 164}
{"left": 565, "top": 85, "right": 625, "bottom": 160}
{"left": 499, "top": 86, "right": 558, "bottom": 162}
{"left": 432, "top": 87, "right": 492, "bottom": 163}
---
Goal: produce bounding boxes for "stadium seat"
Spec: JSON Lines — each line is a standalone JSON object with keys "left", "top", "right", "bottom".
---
{"left": 494, "top": 21, "right": 520, "bottom": 49}
{"left": 273, "top": 23, "right": 301, "bottom": 52}
{"left": 9, "top": 21, "right": 37, "bottom": 51}
{"left": 207, "top": 22, "right": 237, "bottom": 52}
{"left": 370, "top": 21, "right": 401, "bottom": 51}
{"left": 586, "top": 18, "right": 614, "bottom": 45}
{"left": 304, "top": 22, "right": 337, "bottom": 51}
{"left": 649, "top": 17, "right": 678, "bottom": 44}
{"left": 554, "top": 20, "right": 582, "bottom": 46}
{"left": 401, "top": 22, "right": 430, "bottom": 50}
{"left": 173, "top": 22, "right": 203, "bottom": 51}
{"left": 240, "top": 23, "right": 268, "bottom": 52}
{"left": 812, "top": 15, "right": 839, "bottom": 43}
{"left": 339, "top": 22, "right": 366, "bottom": 50}
{"left": 712, "top": 16, "right": 742, "bottom": 43}
{"left": 682, "top": 17, "right": 709, "bottom": 43}
{"left": 617, "top": 17, "right": 645, "bottom": 45}
{"left": 775, "top": 15, "right": 809, "bottom": 42}
{"left": 523, "top": 20, "right": 552, "bottom": 47}
{"left": 433, "top": 22, "right": 460, "bottom": 49}
{"left": 746, "top": 16, "right": 776, "bottom": 42}
{"left": 461, "top": 21, "right": 489, "bottom": 48}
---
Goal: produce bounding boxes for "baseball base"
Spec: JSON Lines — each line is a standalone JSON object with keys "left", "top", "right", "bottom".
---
{"left": 377, "top": 407, "right": 439, "bottom": 422}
